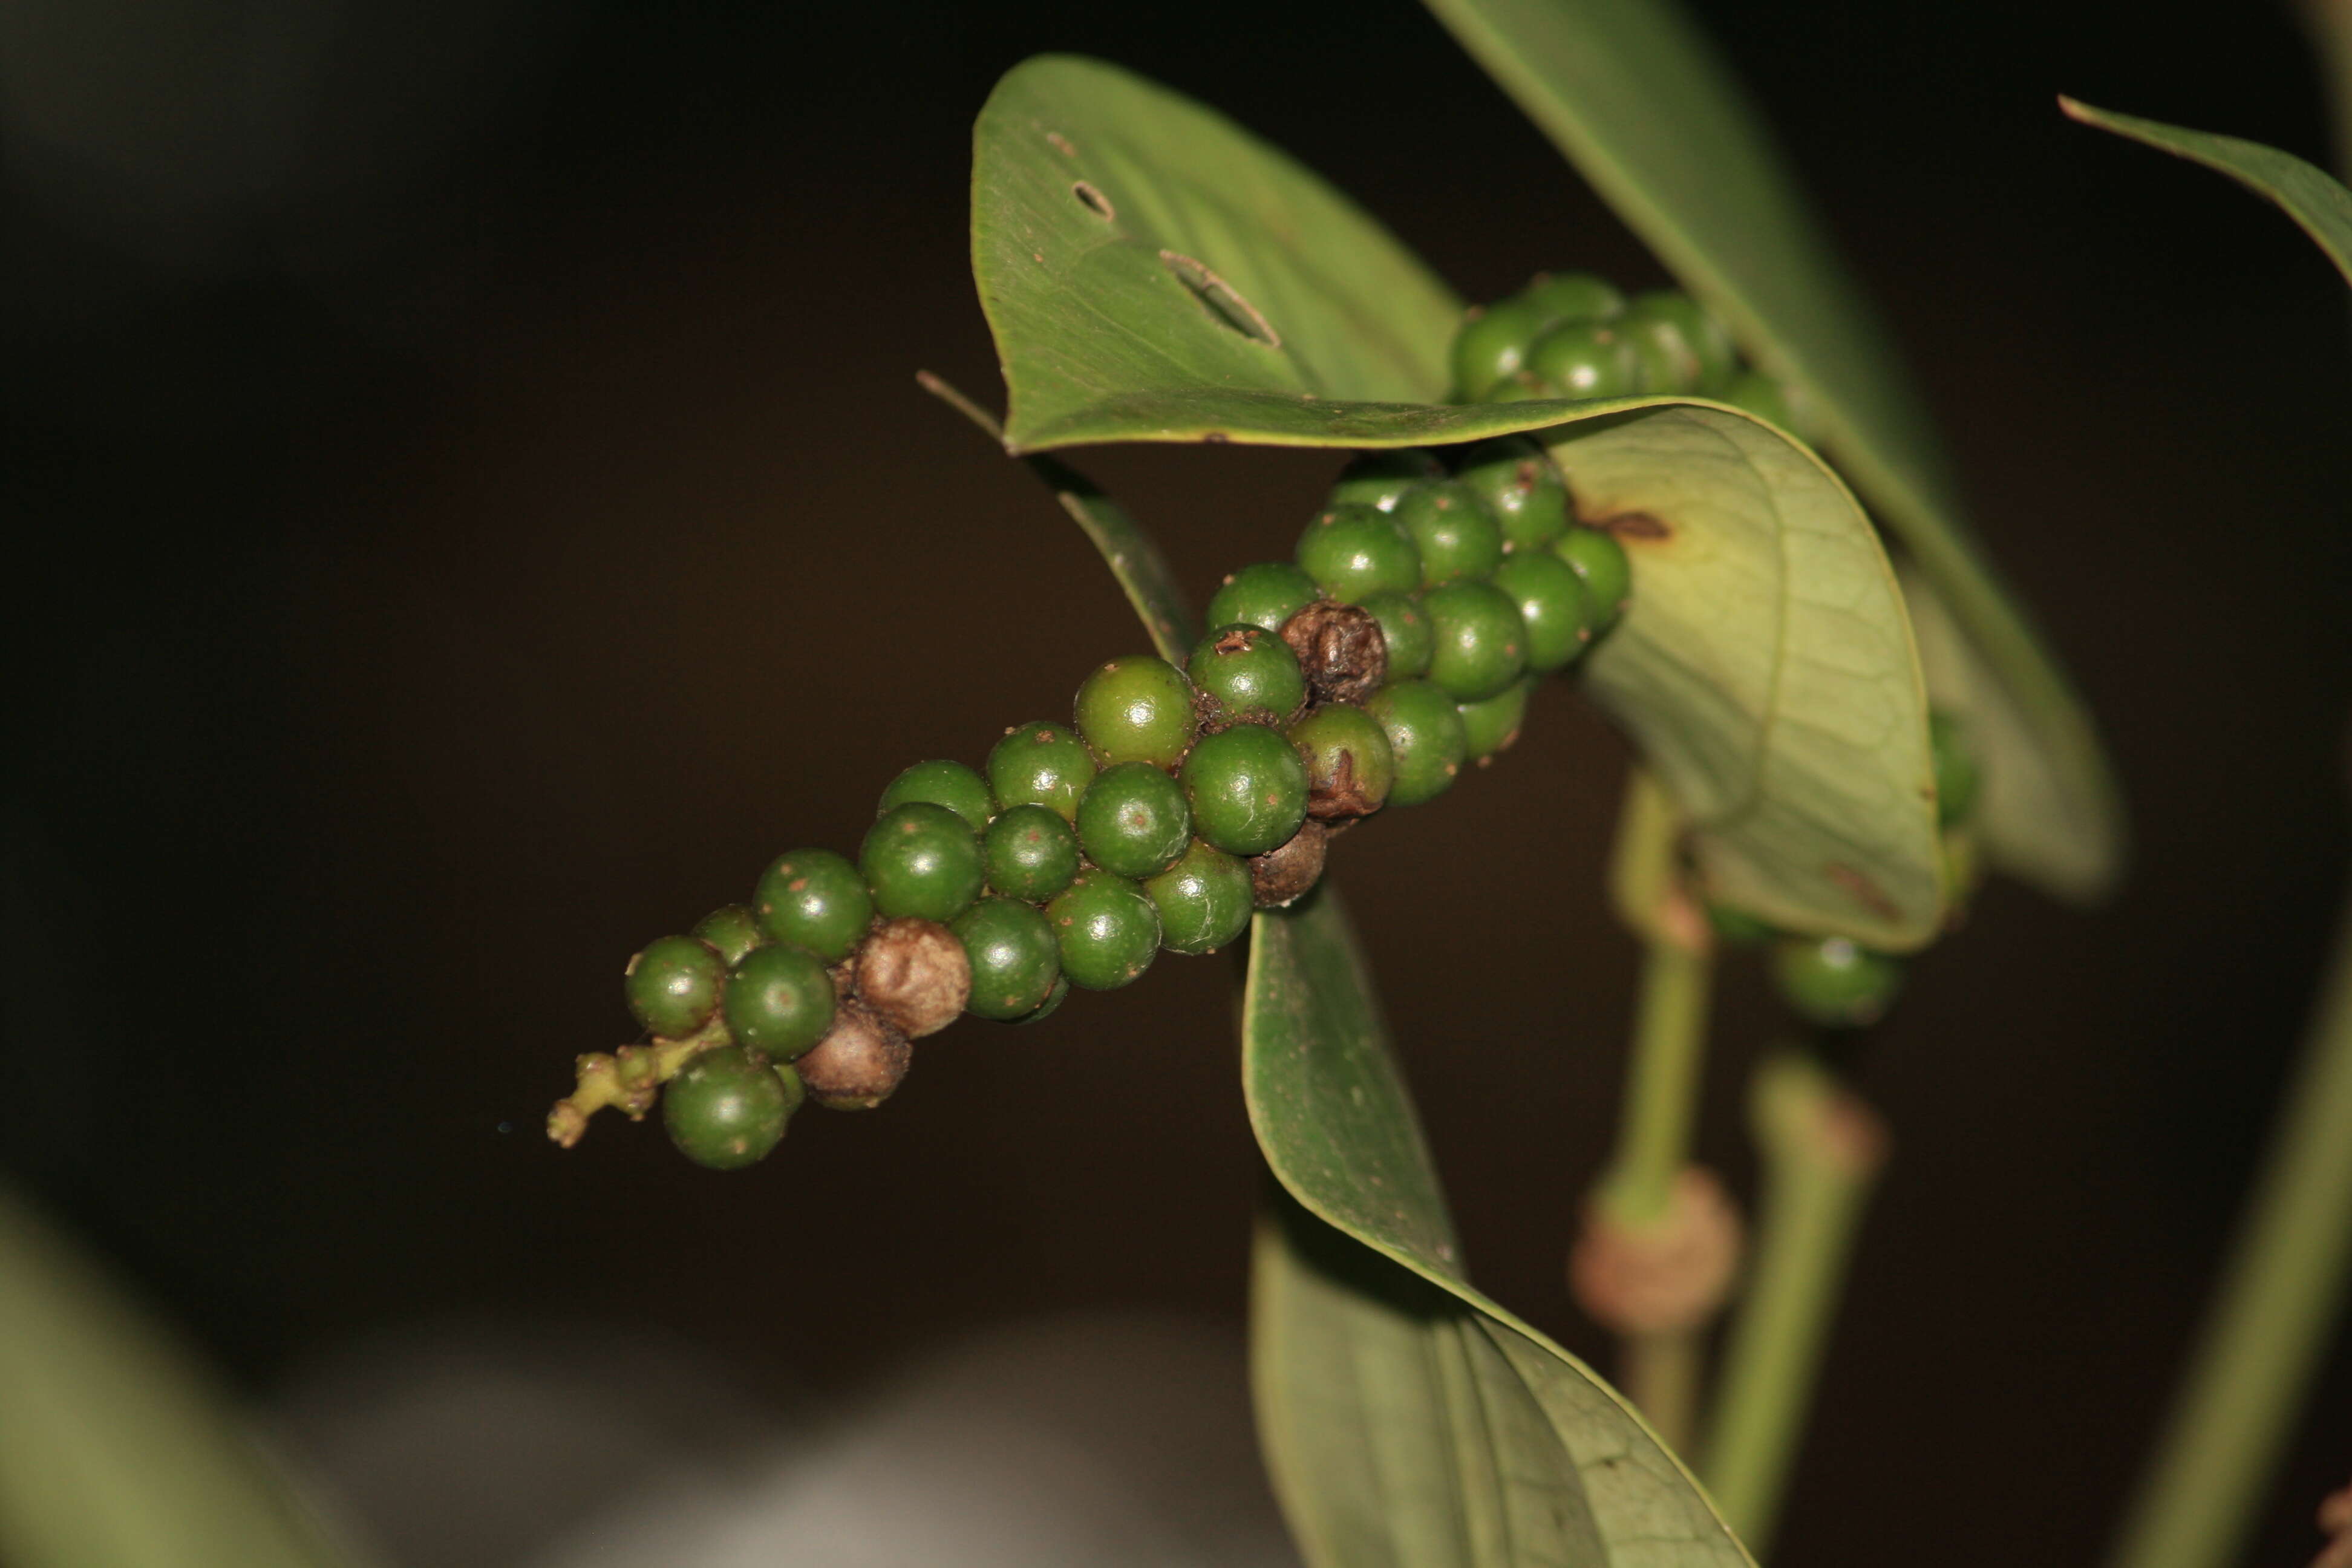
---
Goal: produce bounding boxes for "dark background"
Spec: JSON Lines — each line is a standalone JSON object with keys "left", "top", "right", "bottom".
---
{"left": 4, "top": 0, "right": 2350, "bottom": 1563}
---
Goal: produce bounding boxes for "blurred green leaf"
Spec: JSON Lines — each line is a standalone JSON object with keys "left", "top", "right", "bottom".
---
{"left": 0, "top": 1184, "right": 361, "bottom": 1568}
{"left": 1418, "top": 0, "right": 2125, "bottom": 903}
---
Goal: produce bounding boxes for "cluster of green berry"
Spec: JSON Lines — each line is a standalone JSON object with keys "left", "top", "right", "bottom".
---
{"left": 1451, "top": 270, "right": 1808, "bottom": 436}
{"left": 549, "top": 427, "right": 1637, "bottom": 1170}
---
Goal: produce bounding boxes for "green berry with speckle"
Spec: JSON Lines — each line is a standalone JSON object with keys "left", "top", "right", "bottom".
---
{"left": 1287, "top": 704, "right": 1394, "bottom": 819}
{"left": 1521, "top": 271, "right": 1625, "bottom": 327}
{"left": 1297, "top": 503, "right": 1422, "bottom": 603}
{"left": 1014, "top": 973, "right": 1069, "bottom": 1024}
{"left": 860, "top": 802, "right": 984, "bottom": 922}
{"left": 1552, "top": 526, "right": 1632, "bottom": 635}
{"left": 878, "top": 759, "right": 994, "bottom": 835}
{"left": 1394, "top": 482, "right": 1505, "bottom": 586}
{"left": 1490, "top": 371, "right": 1555, "bottom": 403}
{"left": 721, "top": 942, "right": 835, "bottom": 1062}
{"left": 988, "top": 721, "right": 1096, "bottom": 823}
{"left": 1528, "top": 321, "right": 1642, "bottom": 400}
{"left": 1077, "top": 761, "right": 1195, "bottom": 878}
{"left": 625, "top": 935, "right": 725, "bottom": 1039}
{"left": 983, "top": 803, "right": 1082, "bottom": 903}
{"left": 1618, "top": 291, "right": 1737, "bottom": 395}
{"left": 1451, "top": 296, "right": 1549, "bottom": 401}
{"left": 1366, "top": 681, "right": 1469, "bottom": 807}
{"left": 1206, "top": 562, "right": 1321, "bottom": 633}
{"left": 1074, "top": 655, "right": 1198, "bottom": 768}
{"left": 754, "top": 849, "right": 873, "bottom": 964}
{"left": 1491, "top": 550, "right": 1594, "bottom": 673}
{"left": 1328, "top": 449, "right": 1445, "bottom": 512}
{"left": 1422, "top": 580, "right": 1528, "bottom": 702}
{"left": 1047, "top": 869, "right": 1161, "bottom": 990}
{"left": 1723, "top": 370, "right": 1795, "bottom": 431}
{"left": 1180, "top": 724, "right": 1312, "bottom": 856}
{"left": 1454, "top": 437, "right": 1570, "bottom": 553}
{"left": 1772, "top": 936, "right": 1904, "bottom": 1027}
{"left": 952, "top": 897, "right": 1062, "bottom": 1021}
{"left": 1187, "top": 624, "right": 1307, "bottom": 727}
{"left": 663, "top": 1047, "right": 792, "bottom": 1171}
{"left": 1356, "top": 590, "right": 1432, "bottom": 680}
{"left": 689, "top": 906, "right": 763, "bottom": 968}
{"left": 1457, "top": 678, "right": 1535, "bottom": 762}
{"left": 1930, "top": 711, "right": 1981, "bottom": 828}
{"left": 1143, "top": 840, "right": 1255, "bottom": 955}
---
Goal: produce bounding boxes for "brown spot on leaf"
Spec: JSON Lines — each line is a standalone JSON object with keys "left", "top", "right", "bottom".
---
{"left": 1825, "top": 864, "right": 1903, "bottom": 924}
{"left": 1587, "top": 511, "right": 1671, "bottom": 540}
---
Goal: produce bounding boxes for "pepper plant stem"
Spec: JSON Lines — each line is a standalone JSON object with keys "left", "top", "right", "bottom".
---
{"left": 1598, "top": 936, "right": 1713, "bottom": 1225}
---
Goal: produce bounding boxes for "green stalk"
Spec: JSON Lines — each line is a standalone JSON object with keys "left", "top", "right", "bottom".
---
{"left": 2105, "top": 887, "right": 2352, "bottom": 1568}
{"left": 1595, "top": 935, "right": 1714, "bottom": 1226}
{"left": 1700, "top": 1052, "right": 1889, "bottom": 1555}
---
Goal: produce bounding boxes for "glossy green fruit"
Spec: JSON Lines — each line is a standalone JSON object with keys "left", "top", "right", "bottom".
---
{"left": 1552, "top": 525, "right": 1632, "bottom": 634}
{"left": 1930, "top": 711, "right": 1981, "bottom": 828}
{"left": 1366, "top": 680, "right": 1469, "bottom": 807}
{"left": 1180, "top": 724, "right": 1311, "bottom": 857}
{"left": 1047, "top": 869, "right": 1161, "bottom": 990}
{"left": 983, "top": 802, "right": 1082, "bottom": 902}
{"left": 1490, "top": 371, "right": 1556, "bottom": 403}
{"left": 1356, "top": 590, "right": 1432, "bottom": 680}
{"left": 1528, "top": 321, "right": 1642, "bottom": 400}
{"left": 1628, "top": 290, "right": 1737, "bottom": 392}
{"left": 1723, "top": 369, "right": 1795, "bottom": 431}
{"left": 1073, "top": 655, "right": 1197, "bottom": 768}
{"left": 1457, "top": 678, "right": 1534, "bottom": 762}
{"left": 1454, "top": 437, "right": 1570, "bottom": 552}
{"left": 690, "top": 906, "right": 764, "bottom": 968}
{"left": 1707, "top": 904, "right": 1779, "bottom": 946}
{"left": 1143, "top": 840, "right": 1254, "bottom": 955}
{"left": 987, "top": 721, "right": 1097, "bottom": 823}
{"left": 1206, "top": 561, "right": 1321, "bottom": 633}
{"left": 1451, "top": 295, "right": 1549, "bottom": 401}
{"left": 1287, "top": 704, "right": 1395, "bottom": 820}
{"left": 663, "top": 1047, "right": 791, "bottom": 1171}
{"left": 877, "top": 759, "right": 994, "bottom": 835}
{"left": 1076, "top": 762, "right": 1194, "bottom": 878}
{"left": 1297, "top": 503, "right": 1421, "bottom": 603}
{"left": 1393, "top": 482, "right": 1505, "bottom": 586}
{"left": 754, "top": 848, "right": 873, "bottom": 964}
{"left": 1187, "top": 624, "right": 1307, "bottom": 727}
{"left": 1421, "top": 580, "right": 1529, "bottom": 702}
{"left": 1490, "top": 550, "right": 1594, "bottom": 673}
{"left": 1327, "top": 449, "right": 1445, "bottom": 512}
{"left": 722, "top": 942, "right": 836, "bottom": 1061}
{"left": 952, "top": 897, "right": 1062, "bottom": 1021}
{"left": 860, "top": 802, "right": 984, "bottom": 923}
{"left": 1772, "top": 936, "right": 1905, "bottom": 1027}
{"left": 1521, "top": 270, "right": 1625, "bottom": 327}
{"left": 624, "top": 935, "right": 725, "bottom": 1039}
{"left": 1014, "top": 973, "right": 1069, "bottom": 1024}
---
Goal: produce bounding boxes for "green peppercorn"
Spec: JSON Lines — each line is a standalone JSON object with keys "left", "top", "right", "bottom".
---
{"left": 987, "top": 720, "right": 1096, "bottom": 823}
{"left": 754, "top": 848, "right": 874, "bottom": 964}
{"left": 1552, "top": 525, "right": 1632, "bottom": 635}
{"left": 1287, "top": 704, "right": 1395, "bottom": 820}
{"left": 1014, "top": 973, "right": 1070, "bottom": 1024}
{"left": 1297, "top": 503, "right": 1422, "bottom": 603}
{"left": 1930, "top": 711, "right": 1981, "bottom": 828}
{"left": 1707, "top": 904, "right": 1779, "bottom": 946}
{"left": 1367, "top": 680, "right": 1469, "bottom": 807}
{"left": 1421, "top": 580, "right": 1529, "bottom": 702}
{"left": 1771, "top": 936, "right": 1904, "bottom": 1027}
{"left": 1490, "top": 371, "right": 1557, "bottom": 403}
{"left": 1451, "top": 295, "right": 1550, "bottom": 402}
{"left": 1521, "top": 270, "right": 1626, "bottom": 327}
{"left": 1143, "top": 840, "right": 1255, "bottom": 955}
{"left": 721, "top": 942, "right": 836, "bottom": 1062}
{"left": 1187, "top": 624, "right": 1307, "bottom": 727}
{"left": 690, "top": 906, "right": 764, "bottom": 968}
{"left": 663, "top": 1046, "right": 792, "bottom": 1171}
{"left": 1628, "top": 290, "right": 1738, "bottom": 393}
{"left": 860, "top": 802, "right": 985, "bottom": 923}
{"left": 952, "top": 897, "right": 1063, "bottom": 1021}
{"left": 1457, "top": 677, "right": 1535, "bottom": 762}
{"left": 877, "top": 759, "right": 995, "bottom": 835}
{"left": 624, "top": 934, "right": 725, "bottom": 1039}
{"left": 1180, "top": 724, "right": 1312, "bottom": 857}
{"left": 982, "top": 802, "right": 1082, "bottom": 902}
{"left": 1327, "top": 449, "right": 1445, "bottom": 512}
{"left": 1206, "top": 561, "right": 1321, "bottom": 633}
{"left": 1076, "top": 761, "right": 1195, "bottom": 878}
{"left": 1393, "top": 482, "right": 1506, "bottom": 587}
{"left": 1723, "top": 369, "right": 1795, "bottom": 431}
{"left": 1528, "top": 321, "right": 1643, "bottom": 400}
{"left": 1490, "top": 550, "right": 1594, "bottom": 673}
{"left": 1047, "top": 869, "right": 1161, "bottom": 990}
{"left": 1453, "top": 437, "right": 1570, "bottom": 553}
{"left": 1356, "top": 590, "right": 1433, "bottom": 680}
{"left": 1071, "top": 655, "right": 1197, "bottom": 768}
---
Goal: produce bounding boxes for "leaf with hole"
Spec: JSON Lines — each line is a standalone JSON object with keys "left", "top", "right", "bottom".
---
{"left": 1417, "top": 0, "right": 2124, "bottom": 904}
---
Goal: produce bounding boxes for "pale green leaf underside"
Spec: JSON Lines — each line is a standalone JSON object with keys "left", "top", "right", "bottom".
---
{"left": 1417, "top": 0, "right": 2123, "bottom": 903}
{"left": 0, "top": 1186, "right": 359, "bottom": 1568}
{"left": 1246, "top": 892, "right": 1754, "bottom": 1568}
{"left": 2061, "top": 98, "right": 2352, "bottom": 287}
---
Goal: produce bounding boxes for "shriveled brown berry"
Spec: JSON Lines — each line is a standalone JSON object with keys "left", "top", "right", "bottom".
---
{"left": 1250, "top": 820, "right": 1329, "bottom": 908}
{"left": 795, "top": 999, "right": 912, "bottom": 1111}
{"left": 1278, "top": 599, "right": 1387, "bottom": 707}
{"left": 854, "top": 916, "right": 971, "bottom": 1039}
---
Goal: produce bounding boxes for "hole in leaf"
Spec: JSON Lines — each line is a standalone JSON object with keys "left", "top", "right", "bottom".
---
{"left": 1072, "top": 181, "right": 1115, "bottom": 221}
{"left": 1158, "top": 250, "right": 1280, "bottom": 348}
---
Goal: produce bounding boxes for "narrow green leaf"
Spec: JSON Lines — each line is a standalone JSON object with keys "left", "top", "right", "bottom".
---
{"left": 1246, "top": 891, "right": 1755, "bottom": 1568}
{"left": 2060, "top": 98, "right": 2352, "bottom": 286}
{"left": 1417, "top": 0, "right": 2125, "bottom": 904}
{"left": 0, "top": 1185, "right": 362, "bottom": 1568}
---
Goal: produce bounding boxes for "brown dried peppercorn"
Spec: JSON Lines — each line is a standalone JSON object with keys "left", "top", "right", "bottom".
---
{"left": 1277, "top": 599, "right": 1388, "bottom": 707}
